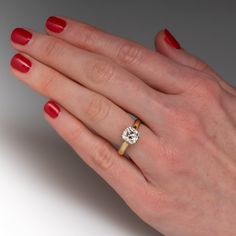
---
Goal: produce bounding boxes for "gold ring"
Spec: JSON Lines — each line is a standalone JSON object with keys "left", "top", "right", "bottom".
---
{"left": 118, "top": 119, "right": 141, "bottom": 156}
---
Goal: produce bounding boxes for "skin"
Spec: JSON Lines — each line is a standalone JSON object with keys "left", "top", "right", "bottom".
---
{"left": 10, "top": 17, "right": 236, "bottom": 236}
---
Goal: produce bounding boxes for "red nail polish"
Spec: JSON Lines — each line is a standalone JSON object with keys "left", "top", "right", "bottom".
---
{"left": 46, "top": 16, "right": 66, "bottom": 33}
{"left": 11, "top": 53, "right": 32, "bottom": 73}
{"left": 44, "top": 100, "right": 61, "bottom": 118}
{"left": 11, "top": 28, "right": 32, "bottom": 45}
{"left": 164, "top": 29, "right": 181, "bottom": 49}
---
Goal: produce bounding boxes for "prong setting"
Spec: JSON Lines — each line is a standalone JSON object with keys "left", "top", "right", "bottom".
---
{"left": 121, "top": 126, "right": 139, "bottom": 144}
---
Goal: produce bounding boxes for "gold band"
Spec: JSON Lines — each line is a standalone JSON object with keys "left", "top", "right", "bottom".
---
{"left": 118, "top": 142, "right": 129, "bottom": 156}
{"left": 132, "top": 119, "right": 141, "bottom": 129}
{"left": 118, "top": 119, "right": 141, "bottom": 156}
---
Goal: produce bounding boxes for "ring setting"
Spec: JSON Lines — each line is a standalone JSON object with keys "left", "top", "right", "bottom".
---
{"left": 118, "top": 119, "right": 141, "bottom": 156}
{"left": 121, "top": 126, "right": 139, "bottom": 144}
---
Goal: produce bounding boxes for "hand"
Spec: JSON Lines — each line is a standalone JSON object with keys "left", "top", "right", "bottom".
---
{"left": 10, "top": 16, "right": 236, "bottom": 236}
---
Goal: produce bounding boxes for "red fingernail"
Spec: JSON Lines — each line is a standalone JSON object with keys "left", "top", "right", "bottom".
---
{"left": 44, "top": 100, "right": 61, "bottom": 118}
{"left": 11, "top": 28, "right": 32, "bottom": 45}
{"left": 46, "top": 16, "right": 66, "bottom": 33}
{"left": 164, "top": 29, "right": 181, "bottom": 49}
{"left": 11, "top": 53, "right": 32, "bottom": 73}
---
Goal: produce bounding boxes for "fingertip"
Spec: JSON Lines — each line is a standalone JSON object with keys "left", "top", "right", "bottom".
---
{"left": 154, "top": 29, "right": 165, "bottom": 51}
{"left": 43, "top": 100, "right": 61, "bottom": 119}
{"left": 10, "top": 53, "right": 32, "bottom": 74}
{"left": 45, "top": 16, "right": 67, "bottom": 33}
{"left": 163, "top": 28, "right": 181, "bottom": 49}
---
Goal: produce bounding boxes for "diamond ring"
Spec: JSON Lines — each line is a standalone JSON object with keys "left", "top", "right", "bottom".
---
{"left": 118, "top": 119, "right": 141, "bottom": 156}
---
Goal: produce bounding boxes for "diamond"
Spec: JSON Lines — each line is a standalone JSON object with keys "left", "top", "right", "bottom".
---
{"left": 121, "top": 126, "right": 139, "bottom": 144}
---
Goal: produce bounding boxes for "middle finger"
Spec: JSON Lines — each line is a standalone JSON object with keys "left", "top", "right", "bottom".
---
{"left": 10, "top": 53, "right": 162, "bottom": 175}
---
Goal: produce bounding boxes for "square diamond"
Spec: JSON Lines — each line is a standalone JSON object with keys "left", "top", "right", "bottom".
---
{"left": 122, "top": 126, "right": 139, "bottom": 144}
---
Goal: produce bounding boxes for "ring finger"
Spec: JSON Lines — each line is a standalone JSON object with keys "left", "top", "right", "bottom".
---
{"left": 10, "top": 53, "right": 162, "bottom": 175}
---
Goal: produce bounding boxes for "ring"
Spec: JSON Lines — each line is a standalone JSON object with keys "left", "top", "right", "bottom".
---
{"left": 118, "top": 118, "right": 141, "bottom": 156}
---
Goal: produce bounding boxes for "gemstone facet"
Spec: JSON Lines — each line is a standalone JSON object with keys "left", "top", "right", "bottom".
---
{"left": 121, "top": 126, "right": 139, "bottom": 144}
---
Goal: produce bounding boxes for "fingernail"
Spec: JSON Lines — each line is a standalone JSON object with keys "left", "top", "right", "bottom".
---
{"left": 164, "top": 29, "right": 181, "bottom": 49}
{"left": 46, "top": 16, "right": 66, "bottom": 33}
{"left": 11, "top": 53, "right": 32, "bottom": 73}
{"left": 44, "top": 100, "right": 61, "bottom": 118}
{"left": 11, "top": 28, "right": 32, "bottom": 45}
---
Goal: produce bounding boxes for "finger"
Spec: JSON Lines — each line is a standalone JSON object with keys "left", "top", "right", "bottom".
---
{"left": 44, "top": 16, "right": 194, "bottom": 94}
{"left": 11, "top": 28, "right": 165, "bottom": 128}
{"left": 154, "top": 29, "right": 236, "bottom": 95}
{"left": 10, "top": 53, "right": 162, "bottom": 175}
{"left": 43, "top": 100, "right": 151, "bottom": 211}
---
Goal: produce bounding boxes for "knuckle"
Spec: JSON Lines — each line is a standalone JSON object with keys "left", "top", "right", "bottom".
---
{"left": 91, "top": 141, "right": 114, "bottom": 170}
{"left": 190, "top": 75, "right": 222, "bottom": 101}
{"left": 78, "top": 23, "right": 98, "bottom": 47}
{"left": 88, "top": 60, "right": 115, "bottom": 84}
{"left": 198, "top": 76, "right": 220, "bottom": 94}
{"left": 161, "top": 140, "right": 192, "bottom": 175}
{"left": 66, "top": 126, "right": 84, "bottom": 145}
{"left": 42, "top": 37, "right": 64, "bottom": 58}
{"left": 38, "top": 73, "right": 57, "bottom": 94}
{"left": 124, "top": 77, "right": 146, "bottom": 95}
{"left": 85, "top": 96, "right": 111, "bottom": 123}
{"left": 193, "top": 59, "right": 210, "bottom": 72}
{"left": 167, "top": 106, "right": 202, "bottom": 134}
{"left": 117, "top": 42, "right": 144, "bottom": 66}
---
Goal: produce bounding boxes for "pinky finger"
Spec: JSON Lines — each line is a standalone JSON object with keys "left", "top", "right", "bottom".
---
{"left": 43, "top": 100, "right": 148, "bottom": 209}
{"left": 154, "top": 29, "right": 236, "bottom": 95}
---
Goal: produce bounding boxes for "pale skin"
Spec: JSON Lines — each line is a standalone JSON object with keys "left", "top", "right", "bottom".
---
{"left": 10, "top": 16, "right": 236, "bottom": 236}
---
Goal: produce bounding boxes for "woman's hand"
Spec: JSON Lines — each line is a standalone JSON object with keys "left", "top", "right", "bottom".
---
{"left": 10, "top": 16, "right": 236, "bottom": 236}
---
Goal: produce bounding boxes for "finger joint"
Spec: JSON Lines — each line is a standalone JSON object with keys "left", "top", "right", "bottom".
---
{"left": 88, "top": 59, "right": 115, "bottom": 84}
{"left": 91, "top": 141, "right": 114, "bottom": 171}
{"left": 38, "top": 73, "right": 57, "bottom": 94}
{"left": 42, "top": 36, "right": 65, "bottom": 59}
{"left": 117, "top": 42, "right": 144, "bottom": 66}
{"left": 85, "top": 96, "right": 111, "bottom": 123}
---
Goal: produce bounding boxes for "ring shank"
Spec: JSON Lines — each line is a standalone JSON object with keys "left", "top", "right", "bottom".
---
{"left": 133, "top": 119, "right": 141, "bottom": 129}
{"left": 118, "top": 142, "right": 129, "bottom": 156}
